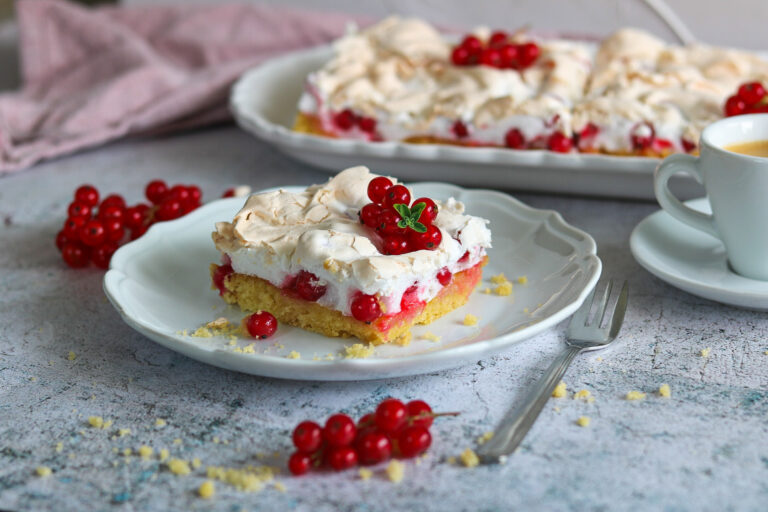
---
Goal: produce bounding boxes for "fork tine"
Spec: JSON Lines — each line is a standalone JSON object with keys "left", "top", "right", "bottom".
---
{"left": 606, "top": 281, "right": 629, "bottom": 340}
{"left": 568, "top": 287, "right": 596, "bottom": 329}
{"left": 594, "top": 280, "right": 614, "bottom": 327}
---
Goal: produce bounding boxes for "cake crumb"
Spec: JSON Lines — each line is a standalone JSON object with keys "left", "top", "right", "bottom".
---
{"left": 242, "top": 344, "right": 256, "bottom": 354}
{"left": 494, "top": 282, "right": 513, "bottom": 296}
{"left": 596, "top": 356, "right": 603, "bottom": 362}
{"left": 658, "top": 384, "right": 671, "bottom": 398}
{"left": 386, "top": 460, "right": 404, "bottom": 483}
{"left": 213, "top": 437, "right": 220, "bottom": 444}
{"left": 118, "top": 428, "right": 131, "bottom": 437}
{"left": 700, "top": 347, "right": 711, "bottom": 357}
{"left": 553, "top": 406, "right": 561, "bottom": 413}
{"left": 523, "top": 307, "right": 529, "bottom": 313}
{"left": 139, "top": 445, "right": 153, "bottom": 459}
{"left": 55, "top": 442, "right": 63, "bottom": 453}
{"left": 192, "top": 458, "right": 202, "bottom": 469}
{"left": 576, "top": 416, "right": 591, "bottom": 427}
{"left": 88, "top": 416, "right": 104, "bottom": 429}
{"left": 345, "top": 343, "right": 375, "bottom": 359}
{"left": 198, "top": 480, "right": 215, "bottom": 499}
{"left": 490, "top": 273, "right": 508, "bottom": 284}
{"left": 192, "top": 327, "right": 212, "bottom": 338}
{"left": 358, "top": 468, "right": 373, "bottom": 480}
{"left": 228, "top": 339, "right": 237, "bottom": 346}
{"left": 459, "top": 448, "right": 479, "bottom": 468}
{"left": 168, "top": 459, "right": 191, "bottom": 475}
{"left": 764, "top": 350, "right": 768, "bottom": 355}
{"left": 159, "top": 449, "right": 169, "bottom": 462}
{"left": 35, "top": 466, "right": 52, "bottom": 477}
{"left": 476, "top": 431, "right": 494, "bottom": 445}
{"left": 29, "top": 376, "right": 37, "bottom": 382}
{"left": 446, "top": 456, "right": 457, "bottom": 465}
{"left": 482, "top": 287, "right": 491, "bottom": 294}
{"left": 421, "top": 331, "right": 441, "bottom": 342}
{"left": 517, "top": 276, "right": 528, "bottom": 284}
{"left": 463, "top": 314, "right": 479, "bottom": 326}
{"left": 325, "top": 353, "right": 335, "bottom": 360}
{"left": 573, "top": 389, "right": 591, "bottom": 400}
{"left": 274, "top": 481, "right": 287, "bottom": 492}
{"left": 206, "top": 464, "right": 276, "bottom": 492}
{"left": 625, "top": 390, "right": 646, "bottom": 401}
{"left": 396, "top": 333, "right": 412, "bottom": 347}
{"left": 123, "top": 448, "right": 132, "bottom": 457}
{"left": 155, "top": 418, "right": 167, "bottom": 428}
{"left": 103, "top": 420, "right": 113, "bottom": 429}
{"left": 173, "top": 438, "right": 182, "bottom": 445}
{"left": 552, "top": 381, "right": 567, "bottom": 398}
{"left": 285, "top": 350, "right": 301, "bottom": 360}
{"left": 67, "top": 351, "right": 76, "bottom": 361}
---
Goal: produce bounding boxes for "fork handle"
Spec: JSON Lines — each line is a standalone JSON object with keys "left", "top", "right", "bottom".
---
{"left": 477, "top": 344, "right": 582, "bottom": 462}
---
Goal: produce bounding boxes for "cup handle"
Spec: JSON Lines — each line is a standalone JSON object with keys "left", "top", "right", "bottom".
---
{"left": 654, "top": 153, "right": 719, "bottom": 239}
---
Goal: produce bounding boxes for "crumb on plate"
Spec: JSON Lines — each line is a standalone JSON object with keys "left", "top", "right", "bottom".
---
{"left": 700, "top": 347, "right": 711, "bottom": 357}
{"left": 421, "top": 331, "right": 441, "bottom": 342}
{"left": 552, "top": 381, "right": 567, "bottom": 398}
{"left": 460, "top": 448, "right": 479, "bottom": 468}
{"left": 386, "top": 460, "right": 404, "bottom": 483}
{"left": 625, "top": 390, "right": 646, "bottom": 401}
{"left": 463, "top": 314, "right": 479, "bottom": 326}
{"left": 359, "top": 468, "right": 373, "bottom": 480}
{"left": 494, "top": 282, "right": 513, "bottom": 296}
{"left": 345, "top": 343, "right": 375, "bottom": 359}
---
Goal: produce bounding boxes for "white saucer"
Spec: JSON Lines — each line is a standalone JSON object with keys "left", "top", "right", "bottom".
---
{"left": 104, "top": 182, "right": 601, "bottom": 381}
{"left": 630, "top": 198, "right": 768, "bottom": 310}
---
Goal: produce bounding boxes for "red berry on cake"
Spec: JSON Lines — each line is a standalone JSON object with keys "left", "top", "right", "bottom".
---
{"left": 358, "top": 116, "right": 377, "bottom": 133}
{"left": 725, "top": 95, "right": 747, "bottom": 117}
{"left": 381, "top": 184, "right": 411, "bottom": 209}
{"left": 145, "top": 180, "right": 168, "bottom": 204}
{"left": 367, "top": 176, "right": 392, "bottom": 204}
{"left": 212, "top": 263, "right": 233, "bottom": 296}
{"left": 737, "top": 81, "right": 766, "bottom": 105}
{"left": 488, "top": 30, "right": 508, "bottom": 48}
{"left": 436, "top": 268, "right": 452, "bottom": 286}
{"left": 451, "top": 46, "right": 471, "bottom": 66}
{"left": 500, "top": 44, "right": 520, "bottom": 69}
{"left": 334, "top": 109, "right": 357, "bottom": 130}
{"left": 452, "top": 120, "right": 469, "bottom": 138}
{"left": 245, "top": 311, "right": 277, "bottom": 339}
{"left": 518, "top": 42, "right": 540, "bottom": 68}
{"left": 505, "top": 128, "right": 526, "bottom": 149}
{"left": 460, "top": 35, "right": 482, "bottom": 53}
{"left": 548, "top": 132, "right": 573, "bottom": 153}
{"left": 350, "top": 293, "right": 382, "bottom": 323}
{"left": 295, "top": 271, "right": 327, "bottom": 301}
{"left": 377, "top": 209, "right": 406, "bottom": 235}
{"left": 360, "top": 203, "right": 382, "bottom": 227}
{"left": 412, "top": 197, "right": 438, "bottom": 224}
{"left": 383, "top": 235, "right": 411, "bottom": 255}
{"left": 410, "top": 224, "right": 443, "bottom": 251}
{"left": 480, "top": 48, "right": 503, "bottom": 68}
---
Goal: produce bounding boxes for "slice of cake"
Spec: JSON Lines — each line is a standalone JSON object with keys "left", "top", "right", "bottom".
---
{"left": 211, "top": 166, "right": 491, "bottom": 345}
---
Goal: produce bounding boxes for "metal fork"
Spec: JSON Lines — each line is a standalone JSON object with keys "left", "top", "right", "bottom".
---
{"left": 477, "top": 280, "right": 629, "bottom": 463}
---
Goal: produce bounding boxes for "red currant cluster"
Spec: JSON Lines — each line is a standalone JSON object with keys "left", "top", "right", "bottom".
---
{"left": 333, "top": 109, "right": 378, "bottom": 134}
{"left": 360, "top": 177, "right": 441, "bottom": 255}
{"left": 288, "top": 398, "right": 451, "bottom": 475}
{"left": 56, "top": 181, "right": 202, "bottom": 269}
{"left": 451, "top": 31, "right": 540, "bottom": 70}
{"left": 725, "top": 82, "right": 768, "bottom": 117}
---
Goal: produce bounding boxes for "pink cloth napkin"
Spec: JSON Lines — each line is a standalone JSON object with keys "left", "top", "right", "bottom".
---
{"left": 0, "top": 0, "right": 367, "bottom": 174}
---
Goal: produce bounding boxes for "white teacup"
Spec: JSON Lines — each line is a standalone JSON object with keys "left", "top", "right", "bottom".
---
{"left": 654, "top": 114, "right": 768, "bottom": 281}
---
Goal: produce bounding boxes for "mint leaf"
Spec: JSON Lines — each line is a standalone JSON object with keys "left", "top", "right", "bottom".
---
{"left": 411, "top": 221, "right": 427, "bottom": 233}
{"left": 393, "top": 203, "right": 411, "bottom": 218}
{"left": 410, "top": 202, "right": 426, "bottom": 219}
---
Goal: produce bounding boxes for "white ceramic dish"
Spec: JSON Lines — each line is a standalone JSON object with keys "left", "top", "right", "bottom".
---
{"left": 104, "top": 182, "right": 601, "bottom": 381}
{"left": 630, "top": 198, "right": 768, "bottom": 310}
{"left": 229, "top": 45, "right": 702, "bottom": 201}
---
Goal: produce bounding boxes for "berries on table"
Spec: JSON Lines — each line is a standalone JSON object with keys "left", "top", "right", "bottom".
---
{"left": 100, "top": 194, "right": 126, "bottom": 210}
{"left": 244, "top": 311, "right": 278, "bottom": 339}
{"left": 288, "top": 452, "right": 312, "bottom": 476}
{"left": 374, "top": 398, "right": 407, "bottom": 433}
{"left": 68, "top": 201, "right": 92, "bottom": 219}
{"left": 323, "top": 414, "right": 357, "bottom": 447}
{"left": 292, "top": 421, "right": 323, "bottom": 453}
{"left": 398, "top": 425, "right": 432, "bottom": 458}
{"left": 74, "top": 185, "right": 99, "bottom": 206}
{"left": 327, "top": 446, "right": 358, "bottom": 470}
{"left": 61, "top": 243, "right": 89, "bottom": 268}
{"left": 356, "top": 431, "right": 392, "bottom": 465}
{"left": 406, "top": 400, "right": 434, "bottom": 428}
{"left": 145, "top": 180, "right": 168, "bottom": 204}
{"left": 91, "top": 242, "right": 118, "bottom": 269}
{"left": 79, "top": 219, "right": 106, "bottom": 247}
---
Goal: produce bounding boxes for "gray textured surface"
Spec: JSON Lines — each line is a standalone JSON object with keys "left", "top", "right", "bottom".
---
{"left": 1, "top": 127, "right": 768, "bottom": 512}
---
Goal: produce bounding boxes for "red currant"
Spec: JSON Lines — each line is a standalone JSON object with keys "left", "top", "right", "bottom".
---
{"left": 55, "top": 230, "right": 71, "bottom": 251}
{"left": 212, "top": 264, "right": 233, "bottom": 295}
{"left": 245, "top": 311, "right": 277, "bottom": 339}
{"left": 168, "top": 184, "right": 191, "bottom": 202}
{"left": 100, "top": 194, "right": 126, "bottom": 210}
{"left": 295, "top": 270, "right": 327, "bottom": 301}
{"left": 327, "top": 446, "right": 358, "bottom": 471}
{"left": 725, "top": 95, "right": 747, "bottom": 117}
{"left": 480, "top": 48, "right": 503, "bottom": 68}
{"left": 292, "top": 421, "right": 323, "bottom": 453}
{"left": 288, "top": 452, "right": 312, "bottom": 476}
{"left": 410, "top": 224, "right": 443, "bottom": 251}
{"left": 452, "top": 120, "right": 469, "bottom": 138}
{"left": 103, "top": 219, "right": 125, "bottom": 243}
{"left": 412, "top": 197, "right": 438, "bottom": 225}
{"left": 63, "top": 216, "right": 87, "bottom": 238}
{"left": 681, "top": 138, "right": 696, "bottom": 153}
{"left": 737, "top": 82, "right": 766, "bottom": 105}
{"left": 382, "top": 184, "right": 411, "bottom": 209}
{"left": 124, "top": 204, "right": 149, "bottom": 230}
{"left": 458, "top": 250, "right": 470, "bottom": 263}
{"left": 334, "top": 109, "right": 357, "bottom": 130}
{"left": 451, "top": 46, "right": 471, "bottom": 66}
{"left": 323, "top": 414, "right": 356, "bottom": 447}
{"left": 359, "top": 117, "right": 377, "bottom": 133}
{"left": 155, "top": 198, "right": 182, "bottom": 221}
{"left": 67, "top": 201, "right": 92, "bottom": 218}
{"left": 518, "top": 42, "right": 540, "bottom": 68}
{"left": 547, "top": 132, "right": 573, "bottom": 153}
{"left": 97, "top": 205, "right": 124, "bottom": 223}
{"left": 222, "top": 188, "right": 236, "bottom": 198}
{"left": 74, "top": 185, "right": 99, "bottom": 206}
{"left": 377, "top": 209, "right": 405, "bottom": 236}
{"left": 383, "top": 235, "right": 411, "bottom": 255}
{"left": 375, "top": 398, "right": 407, "bottom": 433}
{"left": 460, "top": 35, "right": 482, "bottom": 53}
{"left": 360, "top": 203, "right": 383, "bottom": 228}
{"left": 358, "top": 413, "right": 375, "bottom": 427}
{"left": 130, "top": 224, "right": 149, "bottom": 240}
{"left": 79, "top": 220, "right": 106, "bottom": 247}
{"left": 406, "top": 400, "right": 434, "bottom": 428}
{"left": 61, "top": 242, "right": 89, "bottom": 268}
{"left": 145, "top": 180, "right": 169, "bottom": 204}
{"left": 500, "top": 44, "right": 519, "bottom": 69}
{"left": 350, "top": 293, "right": 382, "bottom": 323}
{"left": 356, "top": 431, "right": 392, "bottom": 465}
{"left": 436, "top": 268, "right": 452, "bottom": 286}
{"left": 187, "top": 185, "right": 202, "bottom": 203}
{"left": 505, "top": 128, "right": 526, "bottom": 149}
{"left": 367, "top": 177, "right": 393, "bottom": 204}
{"left": 91, "top": 242, "right": 118, "bottom": 269}
{"left": 398, "top": 425, "right": 432, "bottom": 458}
{"left": 488, "top": 30, "right": 508, "bottom": 48}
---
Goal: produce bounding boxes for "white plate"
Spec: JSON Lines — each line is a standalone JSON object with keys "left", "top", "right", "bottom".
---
{"left": 229, "top": 45, "right": 702, "bottom": 201}
{"left": 104, "top": 183, "right": 601, "bottom": 381}
{"left": 630, "top": 198, "right": 768, "bottom": 310}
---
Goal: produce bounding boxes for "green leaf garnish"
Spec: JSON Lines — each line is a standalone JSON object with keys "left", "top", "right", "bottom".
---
{"left": 393, "top": 202, "right": 429, "bottom": 233}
